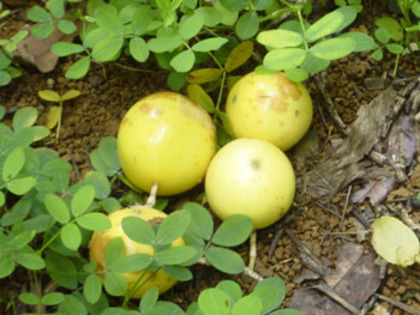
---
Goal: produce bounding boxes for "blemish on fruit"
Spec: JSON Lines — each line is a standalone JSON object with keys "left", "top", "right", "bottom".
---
{"left": 278, "top": 74, "right": 302, "bottom": 101}
{"left": 295, "top": 110, "right": 300, "bottom": 116}
{"left": 231, "top": 94, "right": 237, "bottom": 104}
{"left": 250, "top": 159, "right": 260, "bottom": 170}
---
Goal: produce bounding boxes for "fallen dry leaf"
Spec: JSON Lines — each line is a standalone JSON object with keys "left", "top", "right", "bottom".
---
{"left": 290, "top": 243, "right": 381, "bottom": 315}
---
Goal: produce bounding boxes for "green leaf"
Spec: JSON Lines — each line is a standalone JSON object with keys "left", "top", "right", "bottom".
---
{"left": 167, "top": 72, "right": 187, "bottom": 91}
{"left": 270, "top": 309, "right": 302, "bottom": 315}
{"left": 179, "top": 13, "right": 204, "bottom": 40}
{"left": 11, "top": 230, "right": 35, "bottom": 250}
{"left": 147, "top": 34, "right": 183, "bottom": 53}
{"left": 104, "top": 237, "right": 125, "bottom": 268}
{"left": 157, "top": 210, "right": 191, "bottom": 245}
{"left": 162, "top": 265, "right": 193, "bottom": 281}
{"left": 57, "top": 295, "right": 87, "bottom": 315}
{"left": 374, "top": 27, "right": 390, "bottom": 44}
{"left": 109, "top": 253, "right": 153, "bottom": 273}
{"left": 6, "top": 177, "right": 36, "bottom": 195}
{"left": 44, "top": 193, "right": 70, "bottom": 224}
{"left": 310, "top": 37, "right": 356, "bottom": 60}
{"left": 0, "top": 257, "right": 15, "bottom": 278}
{"left": 122, "top": 216, "right": 156, "bottom": 245}
{"left": 412, "top": 2, "right": 420, "bottom": 17}
{"left": 385, "top": 43, "right": 404, "bottom": 54}
{"left": 84, "top": 273, "right": 102, "bottom": 304}
{"left": 198, "top": 288, "right": 230, "bottom": 315}
{"left": 27, "top": 5, "right": 52, "bottom": 22}
{"left": 31, "top": 23, "right": 55, "bottom": 39}
{"left": 57, "top": 19, "right": 77, "bottom": 34}
{"left": 65, "top": 57, "right": 91, "bottom": 79}
{"left": 71, "top": 185, "right": 95, "bottom": 217}
{"left": 257, "top": 29, "right": 303, "bottom": 49}
{"left": 155, "top": 246, "right": 196, "bottom": 265}
{"left": 300, "top": 52, "right": 330, "bottom": 74}
{"left": 0, "top": 106, "right": 5, "bottom": 120}
{"left": 212, "top": 215, "right": 252, "bottom": 247}
{"left": 196, "top": 7, "right": 222, "bottom": 27}
{"left": 11, "top": 30, "right": 28, "bottom": 43}
{"left": 46, "top": 0, "right": 65, "bottom": 18}
{"left": 52, "top": 42, "right": 84, "bottom": 57}
{"left": 219, "top": 0, "right": 247, "bottom": 11}
{"left": 0, "top": 71, "right": 11, "bottom": 86}
{"left": 3, "top": 146, "right": 25, "bottom": 181}
{"left": 339, "top": 32, "right": 377, "bottom": 52}
{"left": 216, "top": 280, "right": 242, "bottom": 305}
{"left": 251, "top": 277, "right": 286, "bottom": 313}
{"left": 16, "top": 253, "right": 45, "bottom": 270}
{"left": 187, "top": 84, "right": 215, "bottom": 113}
{"left": 192, "top": 38, "right": 229, "bottom": 52}
{"left": 76, "top": 213, "right": 111, "bottom": 231}
{"left": 13, "top": 107, "right": 38, "bottom": 130}
{"left": 305, "top": 6, "right": 357, "bottom": 42}
{"left": 38, "top": 90, "right": 61, "bottom": 102}
{"left": 45, "top": 251, "right": 78, "bottom": 289}
{"left": 0, "top": 191, "right": 5, "bottom": 207}
{"left": 235, "top": 11, "right": 259, "bottom": 40}
{"left": 104, "top": 272, "right": 127, "bottom": 296}
{"left": 204, "top": 247, "right": 244, "bottom": 274}
{"left": 140, "top": 287, "right": 159, "bottom": 312}
{"left": 41, "top": 292, "right": 65, "bottom": 306}
{"left": 263, "top": 48, "right": 306, "bottom": 71}
{"left": 61, "top": 223, "right": 82, "bottom": 250}
{"left": 61, "top": 89, "right": 81, "bottom": 101}
{"left": 132, "top": 5, "right": 153, "bottom": 36}
{"left": 94, "top": 5, "right": 125, "bottom": 36}
{"left": 92, "top": 36, "right": 124, "bottom": 62}
{"left": 142, "top": 302, "right": 185, "bottom": 315}
{"left": 69, "top": 170, "right": 110, "bottom": 199}
{"left": 170, "top": 50, "right": 195, "bottom": 73}
{"left": 285, "top": 68, "right": 309, "bottom": 82}
{"left": 231, "top": 295, "right": 262, "bottom": 315}
{"left": 129, "top": 37, "right": 149, "bottom": 62}
{"left": 375, "top": 17, "right": 402, "bottom": 41}
{"left": 19, "top": 292, "right": 40, "bottom": 305}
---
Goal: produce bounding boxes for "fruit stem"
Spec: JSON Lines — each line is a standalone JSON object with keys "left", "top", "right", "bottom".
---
{"left": 145, "top": 182, "right": 159, "bottom": 208}
{"left": 248, "top": 230, "right": 257, "bottom": 271}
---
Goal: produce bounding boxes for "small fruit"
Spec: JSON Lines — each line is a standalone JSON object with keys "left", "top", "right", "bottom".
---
{"left": 89, "top": 207, "right": 184, "bottom": 298}
{"left": 226, "top": 71, "right": 313, "bottom": 151}
{"left": 205, "top": 138, "right": 295, "bottom": 229}
{"left": 118, "top": 92, "right": 217, "bottom": 196}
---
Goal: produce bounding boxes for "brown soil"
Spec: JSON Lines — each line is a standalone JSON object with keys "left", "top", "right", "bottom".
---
{"left": 1, "top": 2, "right": 419, "bottom": 315}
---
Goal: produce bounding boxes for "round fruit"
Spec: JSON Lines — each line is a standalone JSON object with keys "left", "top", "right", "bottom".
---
{"left": 205, "top": 138, "right": 295, "bottom": 229}
{"left": 226, "top": 71, "right": 313, "bottom": 151}
{"left": 89, "top": 207, "right": 184, "bottom": 298}
{"left": 118, "top": 92, "right": 217, "bottom": 196}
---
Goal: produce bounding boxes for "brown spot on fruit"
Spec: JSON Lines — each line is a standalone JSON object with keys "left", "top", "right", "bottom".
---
{"left": 231, "top": 94, "right": 237, "bottom": 104}
{"left": 295, "top": 110, "right": 300, "bottom": 116}
{"left": 250, "top": 159, "right": 260, "bottom": 170}
{"left": 278, "top": 74, "right": 302, "bottom": 101}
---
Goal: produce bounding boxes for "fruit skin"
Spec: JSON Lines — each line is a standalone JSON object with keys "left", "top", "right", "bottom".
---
{"left": 118, "top": 92, "right": 217, "bottom": 196}
{"left": 205, "top": 138, "right": 295, "bottom": 229}
{"left": 226, "top": 71, "right": 313, "bottom": 151}
{"left": 89, "top": 207, "right": 184, "bottom": 298}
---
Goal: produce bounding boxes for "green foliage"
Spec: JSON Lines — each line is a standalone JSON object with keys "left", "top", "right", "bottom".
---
{"left": 0, "top": 2, "right": 28, "bottom": 86}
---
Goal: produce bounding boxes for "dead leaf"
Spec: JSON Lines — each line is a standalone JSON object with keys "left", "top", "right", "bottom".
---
{"left": 187, "top": 84, "right": 215, "bottom": 113}
{"left": 351, "top": 177, "right": 398, "bottom": 206}
{"left": 224, "top": 41, "right": 254, "bottom": 73}
{"left": 14, "top": 24, "right": 77, "bottom": 73}
{"left": 290, "top": 243, "right": 381, "bottom": 315}
{"left": 371, "top": 216, "right": 420, "bottom": 267}
{"left": 45, "top": 106, "right": 62, "bottom": 129}
{"left": 187, "top": 68, "right": 222, "bottom": 84}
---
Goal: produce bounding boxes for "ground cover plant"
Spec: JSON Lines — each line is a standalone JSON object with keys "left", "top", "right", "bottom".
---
{"left": 1, "top": 0, "right": 420, "bottom": 314}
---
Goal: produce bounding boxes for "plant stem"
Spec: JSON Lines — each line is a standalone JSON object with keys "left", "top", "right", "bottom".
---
{"left": 214, "top": 70, "right": 227, "bottom": 122}
{"left": 248, "top": 230, "right": 257, "bottom": 270}
{"left": 392, "top": 53, "right": 401, "bottom": 77}
{"left": 122, "top": 269, "right": 159, "bottom": 307}
{"left": 296, "top": 9, "right": 308, "bottom": 50}
{"left": 56, "top": 99, "right": 63, "bottom": 142}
